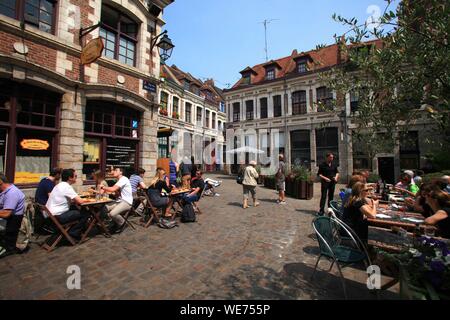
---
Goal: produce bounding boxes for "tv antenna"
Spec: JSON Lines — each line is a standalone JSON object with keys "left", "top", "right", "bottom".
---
{"left": 259, "top": 19, "right": 279, "bottom": 61}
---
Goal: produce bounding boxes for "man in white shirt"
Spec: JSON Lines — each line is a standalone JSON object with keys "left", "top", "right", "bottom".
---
{"left": 46, "top": 169, "right": 88, "bottom": 240}
{"left": 101, "top": 166, "right": 132, "bottom": 233}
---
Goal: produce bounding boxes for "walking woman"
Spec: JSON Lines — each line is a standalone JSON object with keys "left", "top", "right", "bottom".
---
{"left": 242, "top": 161, "right": 260, "bottom": 209}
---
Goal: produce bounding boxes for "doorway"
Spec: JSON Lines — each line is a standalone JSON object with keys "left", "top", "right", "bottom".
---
{"left": 378, "top": 157, "right": 395, "bottom": 184}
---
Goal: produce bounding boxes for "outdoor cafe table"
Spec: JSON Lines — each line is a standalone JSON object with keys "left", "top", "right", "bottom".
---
{"left": 367, "top": 205, "right": 436, "bottom": 233}
{"left": 80, "top": 198, "right": 114, "bottom": 243}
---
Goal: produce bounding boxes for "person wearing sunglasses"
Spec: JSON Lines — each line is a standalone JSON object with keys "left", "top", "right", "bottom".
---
{"left": 342, "top": 182, "right": 378, "bottom": 243}
{"left": 423, "top": 184, "right": 450, "bottom": 238}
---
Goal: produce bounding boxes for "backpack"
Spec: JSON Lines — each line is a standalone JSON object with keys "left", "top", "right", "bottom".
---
{"left": 157, "top": 217, "right": 178, "bottom": 229}
{"left": 181, "top": 203, "right": 196, "bottom": 222}
{"left": 236, "top": 168, "right": 244, "bottom": 185}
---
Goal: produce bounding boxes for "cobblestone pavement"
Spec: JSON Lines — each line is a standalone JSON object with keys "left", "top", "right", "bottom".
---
{"left": 0, "top": 174, "right": 400, "bottom": 300}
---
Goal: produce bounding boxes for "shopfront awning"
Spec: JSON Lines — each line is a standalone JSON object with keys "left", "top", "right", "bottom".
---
{"left": 157, "top": 127, "right": 174, "bottom": 137}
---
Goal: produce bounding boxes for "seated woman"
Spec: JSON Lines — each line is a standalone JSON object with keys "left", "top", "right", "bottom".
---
{"left": 340, "top": 174, "right": 365, "bottom": 212}
{"left": 405, "top": 183, "right": 434, "bottom": 218}
{"left": 92, "top": 170, "right": 108, "bottom": 194}
{"left": 342, "top": 182, "right": 378, "bottom": 243}
{"left": 424, "top": 184, "right": 450, "bottom": 238}
{"left": 147, "top": 168, "right": 174, "bottom": 217}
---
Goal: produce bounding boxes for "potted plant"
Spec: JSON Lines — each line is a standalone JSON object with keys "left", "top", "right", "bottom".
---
{"left": 172, "top": 112, "right": 180, "bottom": 119}
{"left": 264, "top": 175, "right": 276, "bottom": 189}
{"left": 159, "top": 108, "right": 168, "bottom": 116}
{"left": 291, "top": 165, "right": 314, "bottom": 199}
{"left": 255, "top": 165, "right": 264, "bottom": 184}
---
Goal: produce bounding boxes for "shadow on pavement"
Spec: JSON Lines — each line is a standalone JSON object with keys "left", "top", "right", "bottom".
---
{"left": 258, "top": 198, "right": 278, "bottom": 204}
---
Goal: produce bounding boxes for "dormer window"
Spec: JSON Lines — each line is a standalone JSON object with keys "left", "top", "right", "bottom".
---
{"left": 242, "top": 75, "right": 251, "bottom": 85}
{"left": 297, "top": 60, "right": 307, "bottom": 73}
{"left": 266, "top": 69, "right": 275, "bottom": 80}
{"left": 183, "top": 80, "right": 190, "bottom": 91}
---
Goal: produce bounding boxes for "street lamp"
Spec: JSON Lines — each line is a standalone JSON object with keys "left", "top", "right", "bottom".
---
{"left": 151, "top": 30, "right": 175, "bottom": 63}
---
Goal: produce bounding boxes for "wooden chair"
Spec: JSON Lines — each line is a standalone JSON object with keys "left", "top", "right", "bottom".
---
{"left": 141, "top": 191, "right": 163, "bottom": 228}
{"left": 36, "top": 204, "right": 77, "bottom": 252}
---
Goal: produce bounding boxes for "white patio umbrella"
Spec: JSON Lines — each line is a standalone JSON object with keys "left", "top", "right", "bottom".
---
{"left": 226, "top": 146, "right": 265, "bottom": 154}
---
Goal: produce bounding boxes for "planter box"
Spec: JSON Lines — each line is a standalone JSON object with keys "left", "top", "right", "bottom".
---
{"left": 285, "top": 177, "right": 294, "bottom": 196}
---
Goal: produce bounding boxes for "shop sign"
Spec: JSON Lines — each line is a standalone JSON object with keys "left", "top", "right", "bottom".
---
{"left": 81, "top": 37, "right": 104, "bottom": 65}
{"left": 143, "top": 81, "right": 157, "bottom": 92}
{"left": 20, "top": 139, "right": 50, "bottom": 151}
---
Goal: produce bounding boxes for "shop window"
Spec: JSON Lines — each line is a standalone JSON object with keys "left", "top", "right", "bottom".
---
{"left": 82, "top": 138, "right": 101, "bottom": 180}
{"left": 291, "top": 130, "right": 311, "bottom": 168}
{"left": 316, "top": 127, "right": 339, "bottom": 165}
{"left": 14, "top": 131, "right": 53, "bottom": 184}
{"left": 0, "top": 129, "right": 6, "bottom": 173}
{"left": 83, "top": 101, "right": 140, "bottom": 181}
{"left": 0, "top": 80, "right": 60, "bottom": 184}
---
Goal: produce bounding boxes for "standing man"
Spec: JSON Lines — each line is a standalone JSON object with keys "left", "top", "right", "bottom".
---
{"left": 317, "top": 153, "right": 339, "bottom": 215}
{"left": 0, "top": 173, "right": 26, "bottom": 258}
{"left": 101, "top": 166, "right": 133, "bottom": 233}
{"left": 276, "top": 154, "right": 287, "bottom": 205}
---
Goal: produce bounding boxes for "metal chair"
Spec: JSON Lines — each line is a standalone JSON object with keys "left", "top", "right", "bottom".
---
{"left": 311, "top": 215, "right": 372, "bottom": 299}
{"left": 329, "top": 200, "right": 343, "bottom": 219}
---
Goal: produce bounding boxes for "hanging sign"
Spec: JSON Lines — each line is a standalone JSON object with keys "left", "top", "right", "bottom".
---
{"left": 81, "top": 37, "right": 104, "bottom": 65}
{"left": 20, "top": 139, "right": 50, "bottom": 150}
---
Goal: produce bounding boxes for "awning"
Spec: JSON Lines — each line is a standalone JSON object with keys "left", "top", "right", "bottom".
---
{"left": 157, "top": 127, "right": 174, "bottom": 137}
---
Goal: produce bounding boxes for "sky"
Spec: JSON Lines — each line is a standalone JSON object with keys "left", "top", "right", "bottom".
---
{"left": 163, "top": 0, "right": 399, "bottom": 89}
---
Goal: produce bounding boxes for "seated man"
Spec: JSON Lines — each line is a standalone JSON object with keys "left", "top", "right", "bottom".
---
{"left": 35, "top": 167, "right": 62, "bottom": 205}
{"left": 0, "top": 173, "right": 26, "bottom": 258}
{"left": 182, "top": 169, "right": 205, "bottom": 204}
{"left": 101, "top": 166, "right": 133, "bottom": 233}
{"left": 46, "top": 169, "right": 89, "bottom": 241}
{"left": 395, "top": 173, "right": 419, "bottom": 197}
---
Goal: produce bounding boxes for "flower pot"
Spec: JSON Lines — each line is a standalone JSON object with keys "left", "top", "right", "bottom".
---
{"left": 296, "top": 180, "right": 314, "bottom": 199}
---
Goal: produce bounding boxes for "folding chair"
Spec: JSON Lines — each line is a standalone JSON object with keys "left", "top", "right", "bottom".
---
{"left": 122, "top": 206, "right": 137, "bottom": 230}
{"left": 36, "top": 204, "right": 77, "bottom": 252}
{"left": 141, "top": 191, "right": 163, "bottom": 228}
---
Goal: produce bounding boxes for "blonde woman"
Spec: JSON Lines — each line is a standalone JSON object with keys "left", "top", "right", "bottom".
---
{"left": 147, "top": 168, "right": 174, "bottom": 217}
{"left": 242, "top": 161, "right": 259, "bottom": 209}
{"left": 92, "top": 170, "right": 108, "bottom": 194}
{"left": 342, "top": 182, "right": 378, "bottom": 242}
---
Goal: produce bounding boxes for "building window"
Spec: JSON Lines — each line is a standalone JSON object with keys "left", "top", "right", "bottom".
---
{"left": 196, "top": 106, "right": 202, "bottom": 124}
{"left": 191, "top": 85, "right": 200, "bottom": 96}
{"left": 0, "top": 80, "right": 61, "bottom": 184}
{"left": 160, "top": 91, "right": 168, "bottom": 112}
{"left": 219, "top": 102, "right": 225, "bottom": 113}
{"left": 172, "top": 96, "right": 179, "bottom": 118}
{"left": 245, "top": 100, "right": 254, "bottom": 120}
{"left": 242, "top": 75, "right": 250, "bottom": 85}
{"left": 291, "top": 130, "right": 311, "bottom": 168}
{"left": 205, "top": 110, "right": 210, "bottom": 128}
{"left": 273, "top": 95, "right": 282, "bottom": 117}
{"left": 158, "top": 136, "right": 169, "bottom": 159}
{"left": 316, "top": 128, "right": 339, "bottom": 165}
{"left": 1, "top": 0, "right": 57, "bottom": 34}
{"left": 212, "top": 113, "right": 216, "bottom": 129}
{"left": 233, "top": 102, "right": 240, "bottom": 122}
{"left": 83, "top": 101, "right": 140, "bottom": 180}
{"left": 297, "top": 61, "right": 307, "bottom": 73}
{"left": 316, "top": 86, "right": 333, "bottom": 112}
{"left": 352, "top": 137, "right": 370, "bottom": 170}
{"left": 292, "top": 91, "right": 307, "bottom": 115}
{"left": 259, "top": 97, "right": 268, "bottom": 119}
{"left": 266, "top": 69, "right": 275, "bottom": 80}
{"left": 350, "top": 90, "right": 359, "bottom": 112}
{"left": 99, "top": 5, "right": 138, "bottom": 67}
{"left": 183, "top": 80, "right": 190, "bottom": 91}
{"left": 400, "top": 131, "right": 420, "bottom": 170}
{"left": 185, "top": 102, "right": 191, "bottom": 123}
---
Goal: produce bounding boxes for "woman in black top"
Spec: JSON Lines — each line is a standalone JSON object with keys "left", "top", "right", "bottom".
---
{"left": 147, "top": 168, "right": 173, "bottom": 216}
{"left": 424, "top": 185, "right": 450, "bottom": 238}
{"left": 342, "top": 182, "right": 378, "bottom": 242}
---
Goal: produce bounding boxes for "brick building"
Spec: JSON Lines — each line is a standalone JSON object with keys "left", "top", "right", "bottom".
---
{"left": 0, "top": 0, "right": 173, "bottom": 193}
{"left": 223, "top": 41, "right": 438, "bottom": 182}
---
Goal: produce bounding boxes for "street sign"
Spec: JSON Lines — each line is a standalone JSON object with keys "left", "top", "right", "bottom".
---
{"left": 81, "top": 37, "right": 104, "bottom": 65}
{"left": 143, "top": 80, "right": 157, "bottom": 92}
